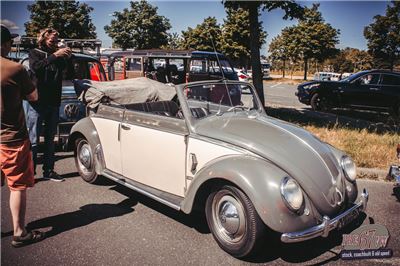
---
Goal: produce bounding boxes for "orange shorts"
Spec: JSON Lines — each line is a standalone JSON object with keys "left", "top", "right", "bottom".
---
{"left": 1, "top": 139, "right": 34, "bottom": 191}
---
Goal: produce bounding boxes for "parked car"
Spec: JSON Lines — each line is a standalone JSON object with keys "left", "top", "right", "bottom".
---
{"left": 106, "top": 49, "right": 238, "bottom": 83}
{"left": 234, "top": 68, "right": 250, "bottom": 82}
{"left": 261, "top": 61, "right": 271, "bottom": 79}
{"left": 296, "top": 70, "right": 400, "bottom": 116}
{"left": 68, "top": 77, "right": 368, "bottom": 258}
{"left": 313, "top": 72, "right": 338, "bottom": 81}
{"left": 21, "top": 53, "right": 107, "bottom": 147}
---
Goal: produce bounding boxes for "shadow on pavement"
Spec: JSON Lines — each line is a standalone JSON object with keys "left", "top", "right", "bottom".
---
{"left": 24, "top": 198, "right": 136, "bottom": 239}
{"left": 110, "top": 183, "right": 210, "bottom": 234}
{"left": 266, "top": 106, "right": 399, "bottom": 135}
{"left": 246, "top": 213, "right": 367, "bottom": 264}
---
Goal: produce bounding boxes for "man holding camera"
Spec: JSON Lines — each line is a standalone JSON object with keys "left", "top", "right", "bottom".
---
{"left": 27, "top": 28, "right": 71, "bottom": 181}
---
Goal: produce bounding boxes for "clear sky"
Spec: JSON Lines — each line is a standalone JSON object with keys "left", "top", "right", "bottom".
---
{"left": 0, "top": 0, "right": 390, "bottom": 55}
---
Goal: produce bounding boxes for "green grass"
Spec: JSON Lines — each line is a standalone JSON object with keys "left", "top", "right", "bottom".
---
{"left": 266, "top": 106, "right": 400, "bottom": 170}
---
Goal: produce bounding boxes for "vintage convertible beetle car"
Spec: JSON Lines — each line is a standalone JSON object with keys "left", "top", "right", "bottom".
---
{"left": 69, "top": 78, "right": 368, "bottom": 258}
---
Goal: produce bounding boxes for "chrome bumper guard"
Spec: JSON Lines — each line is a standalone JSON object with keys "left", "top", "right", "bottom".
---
{"left": 281, "top": 189, "right": 369, "bottom": 243}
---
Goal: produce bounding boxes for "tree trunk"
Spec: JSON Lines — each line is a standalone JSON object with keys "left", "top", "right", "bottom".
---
{"left": 303, "top": 58, "right": 308, "bottom": 80}
{"left": 248, "top": 3, "right": 264, "bottom": 106}
{"left": 282, "top": 59, "right": 286, "bottom": 78}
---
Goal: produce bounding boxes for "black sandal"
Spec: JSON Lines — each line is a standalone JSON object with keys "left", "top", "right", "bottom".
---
{"left": 11, "top": 230, "right": 45, "bottom": 248}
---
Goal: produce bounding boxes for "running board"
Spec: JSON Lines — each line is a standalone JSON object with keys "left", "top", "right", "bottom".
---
{"left": 102, "top": 169, "right": 183, "bottom": 211}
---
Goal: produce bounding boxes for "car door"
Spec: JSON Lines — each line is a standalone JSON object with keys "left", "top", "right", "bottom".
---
{"left": 120, "top": 110, "right": 188, "bottom": 197}
{"left": 380, "top": 74, "right": 400, "bottom": 109}
{"left": 341, "top": 73, "right": 381, "bottom": 108}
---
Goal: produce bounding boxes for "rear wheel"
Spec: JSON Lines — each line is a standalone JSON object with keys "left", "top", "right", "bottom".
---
{"left": 205, "top": 185, "right": 266, "bottom": 258}
{"left": 74, "top": 138, "right": 98, "bottom": 183}
{"left": 310, "top": 93, "right": 330, "bottom": 112}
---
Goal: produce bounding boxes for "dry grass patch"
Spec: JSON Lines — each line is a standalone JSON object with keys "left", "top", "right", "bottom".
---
{"left": 305, "top": 126, "right": 400, "bottom": 169}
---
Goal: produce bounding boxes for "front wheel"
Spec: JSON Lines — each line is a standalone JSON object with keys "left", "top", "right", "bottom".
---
{"left": 205, "top": 185, "right": 266, "bottom": 258}
{"left": 74, "top": 138, "right": 98, "bottom": 183}
{"left": 310, "top": 93, "right": 330, "bottom": 112}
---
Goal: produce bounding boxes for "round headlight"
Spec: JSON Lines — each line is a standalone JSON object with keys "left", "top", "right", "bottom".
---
{"left": 280, "top": 177, "right": 304, "bottom": 212}
{"left": 341, "top": 156, "right": 357, "bottom": 182}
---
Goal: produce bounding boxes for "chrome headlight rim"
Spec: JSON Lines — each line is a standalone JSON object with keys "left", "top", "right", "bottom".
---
{"left": 280, "top": 176, "right": 305, "bottom": 213}
{"left": 341, "top": 155, "right": 357, "bottom": 182}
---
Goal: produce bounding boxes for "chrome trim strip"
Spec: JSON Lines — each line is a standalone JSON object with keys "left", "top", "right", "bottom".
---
{"left": 281, "top": 189, "right": 369, "bottom": 243}
{"left": 190, "top": 133, "right": 262, "bottom": 158}
{"left": 102, "top": 169, "right": 182, "bottom": 211}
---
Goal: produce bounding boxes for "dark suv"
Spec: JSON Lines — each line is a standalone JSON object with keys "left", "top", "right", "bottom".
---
{"left": 296, "top": 70, "right": 400, "bottom": 117}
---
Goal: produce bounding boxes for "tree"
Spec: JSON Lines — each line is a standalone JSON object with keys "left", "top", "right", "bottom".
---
{"left": 180, "top": 17, "right": 222, "bottom": 51}
{"left": 162, "top": 32, "right": 182, "bottom": 50}
{"left": 224, "top": 1, "right": 303, "bottom": 106}
{"left": 221, "top": 7, "right": 267, "bottom": 69}
{"left": 268, "top": 28, "right": 300, "bottom": 78}
{"left": 364, "top": 1, "right": 400, "bottom": 70}
{"left": 25, "top": 0, "right": 96, "bottom": 39}
{"left": 105, "top": 0, "right": 171, "bottom": 50}
{"left": 282, "top": 4, "right": 340, "bottom": 80}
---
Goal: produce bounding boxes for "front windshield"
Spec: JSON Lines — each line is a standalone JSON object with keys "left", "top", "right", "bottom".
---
{"left": 340, "top": 71, "right": 368, "bottom": 82}
{"left": 183, "top": 83, "right": 260, "bottom": 119}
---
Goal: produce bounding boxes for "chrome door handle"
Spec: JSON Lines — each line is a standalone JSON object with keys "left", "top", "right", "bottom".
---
{"left": 121, "top": 123, "right": 131, "bottom": 130}
{"left": 369, "top": 87, "right": 380, "bottom": 91}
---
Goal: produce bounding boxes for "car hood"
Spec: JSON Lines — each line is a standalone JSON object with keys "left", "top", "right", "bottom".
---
{"left": 299, "top": 80, "right": 342, "bottom": 88}
{"left": 194, "top": 113, "right": 346, "bottom": 216}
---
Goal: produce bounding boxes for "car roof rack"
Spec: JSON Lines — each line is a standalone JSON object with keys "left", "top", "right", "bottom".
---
{"left": 12, "top": 36, "right": 102, "bottom": 56}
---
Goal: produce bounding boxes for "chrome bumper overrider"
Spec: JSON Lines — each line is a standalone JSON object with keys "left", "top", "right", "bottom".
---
{"left": 281, "top": 189, "right": 369, "bottom": 243}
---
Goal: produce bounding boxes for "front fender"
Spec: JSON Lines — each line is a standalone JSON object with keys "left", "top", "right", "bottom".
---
{"left": 67, "top": 117, "right": 105, "bottom": 174}
{"left": 181, "top": 155, "right": 319, "bottom": 233}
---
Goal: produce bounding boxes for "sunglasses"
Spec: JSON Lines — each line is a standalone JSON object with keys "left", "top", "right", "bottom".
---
{"left": 41, "top": 28, "right": 59, "bottom": 37}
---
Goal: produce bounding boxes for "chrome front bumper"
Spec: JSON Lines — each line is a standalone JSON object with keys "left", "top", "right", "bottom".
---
{"left": 281, "top": 189, "right": 369, "bottom": 243}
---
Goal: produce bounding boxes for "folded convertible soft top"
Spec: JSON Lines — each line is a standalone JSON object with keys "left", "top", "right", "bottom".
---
{"left": 74, "top": 77, "right": 176, "bottom": 109}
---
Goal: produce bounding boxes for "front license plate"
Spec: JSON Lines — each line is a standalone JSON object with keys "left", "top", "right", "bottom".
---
{"left": 337, "top": 208, "right": 360, "bottom": 230}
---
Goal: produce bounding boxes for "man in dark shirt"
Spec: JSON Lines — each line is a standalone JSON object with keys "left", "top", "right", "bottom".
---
{"left": 27, "top": 28, "right": 71, "bottom": 181}
{"left": 1, "top": 25, "right": 45, "bottom": 247}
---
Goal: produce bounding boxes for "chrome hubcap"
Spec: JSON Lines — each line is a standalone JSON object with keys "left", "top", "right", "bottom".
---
{"left": 212, "top": 192, "right": 246, "bottom": 243}
{"left": 219, "top": 201, "right": 240, "bottom": 235}
{"left": 78, "top": 143, "right": 92, "bottom": 171}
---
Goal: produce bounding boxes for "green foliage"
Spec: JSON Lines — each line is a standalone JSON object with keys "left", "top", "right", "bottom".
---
{"left": 223, "top": 1, "right": 304, "bottom": 104}
{"left": 180, "top": 17, "right": 222, "bottom": 51}
{"left": 25, "top": 0, "right": 96, "bottom": 39}
{"left": 221, "top": 7, "right": 266, "bottom": 68}
{"left": 327, "top": 48, "right": 372, "bottom": 73}
{"left": 271, "top": 4, "right": 339, "bottom": 79}
{"left": 104, "top": 0, "right": 171, "bottom": 49}
{"left": 364, "top": 1, "right": 400, "bottom": 70}
{"left": 161, "top": 32, "right": 182, "bottom": 50}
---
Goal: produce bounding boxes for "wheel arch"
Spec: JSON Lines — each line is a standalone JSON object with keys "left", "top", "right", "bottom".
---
{"left": 180, "top": 155, "right": 314, "bottom": 233}
{"left": 67, "top": 117, "right": 106, "bottom": 174}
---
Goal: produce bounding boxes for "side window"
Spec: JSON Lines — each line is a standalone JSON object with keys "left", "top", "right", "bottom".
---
{"left": 88, "top": 61, "right": 106, "bottom": 81}
{"left": 126, "top": 58, "right": 142, "bottom": 71}
{"left": 382, "top": 74, "right": 400, "bottom": 86}
{"left": 357, "top": 74, "right": 380, "bottom": 85}
{"left": 72, "top": 60, "right": 90, "bottom": 80}
{"left": 190, "top": 59, "right": 207, "bottom": 74}
{"left": 209, "top": 59, "right": 221, "bottom": 74}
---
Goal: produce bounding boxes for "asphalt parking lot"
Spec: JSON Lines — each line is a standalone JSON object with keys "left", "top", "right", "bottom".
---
{"left": 1, "top": 152, "right": 399, "bottom": 265}
{"left": 1, "top": 81, "right": 399, "bottom": 265}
